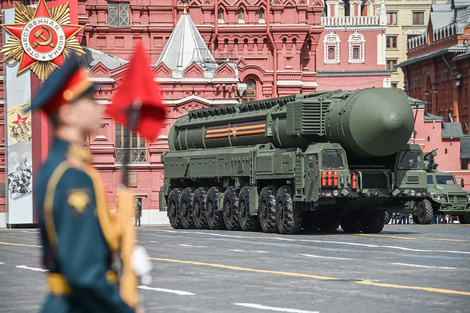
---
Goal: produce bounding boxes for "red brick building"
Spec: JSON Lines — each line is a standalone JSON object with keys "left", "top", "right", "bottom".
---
{"left": 400, "top": 0, "right": 470, "bottom": 130}
{"left": 399, "top": 0, "right": 470, "bottom": 184}
{"left": 316, "top": 0, "right": 392, "bottom": 90}
{"left": 0, "top": 0, "right": 391, "bottom": 226}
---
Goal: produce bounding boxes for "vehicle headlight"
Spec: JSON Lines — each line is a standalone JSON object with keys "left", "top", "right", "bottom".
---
{"left": 410, "top": 189, "right": 416, "bottom": 197}
{"left": 436, "top": 195, "right": 441, "bottom": 201}
{"left": 468, "top": 196, "right": 470, "bottom": 201}
{"left": 333, "top": 190, "right": 339, "bottom": 197}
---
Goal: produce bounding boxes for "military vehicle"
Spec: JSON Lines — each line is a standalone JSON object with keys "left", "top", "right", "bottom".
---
{"left": 412, "top": 171, "right": 470, "bottom": 224}
{"left": 159, "top": 88, "right": 427, "bottom": 234}
{"left": 384, "top": 150, "right": 470, "bottom": 224}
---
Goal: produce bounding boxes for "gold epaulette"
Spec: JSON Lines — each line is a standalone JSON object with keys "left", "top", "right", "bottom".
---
{"left": 67, "top": 144, "right": 93, "bottom": 166}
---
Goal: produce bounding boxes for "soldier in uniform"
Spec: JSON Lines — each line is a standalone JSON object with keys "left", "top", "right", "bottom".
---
{"left": 31, "top": 56, "right": 138, "bottom": 313}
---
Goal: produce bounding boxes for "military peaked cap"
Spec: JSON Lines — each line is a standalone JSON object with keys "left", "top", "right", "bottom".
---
{"left": 30, "top": 56, "right": 93, "bottom": 115}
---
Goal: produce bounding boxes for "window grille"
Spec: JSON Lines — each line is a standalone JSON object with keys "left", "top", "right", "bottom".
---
{"left": 109, "top": 2, "right": 129, "bottom": 26}
{"left": 115, "top": 123, "right": 147, "bottom": 163}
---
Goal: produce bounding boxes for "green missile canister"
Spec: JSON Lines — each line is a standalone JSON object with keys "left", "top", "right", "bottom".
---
{"left": 326, "top": 87, "right": 413, "bottom": 157}
{"left": 168, "top": 88, "right": 414, "bottom": 158}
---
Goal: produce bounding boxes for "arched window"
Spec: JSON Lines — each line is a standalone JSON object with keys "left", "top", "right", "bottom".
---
{"left": 328, "top": 47, "right": 335, "bottom": 59}
{"left": 237, "top": 79, "right": 256, "bottom": 103}
{"left": 238, "top": 9, "right": 245, "bottom": 22}
{"left": 218, "top": 8, "right": 224, "bottom": 21}
{"left": 115, "top": 123, "right": 147, "bottom": 163}
{"left": 353, "top": 47, "right": 359, "bottom": 59}
{"left": 323, "top": 32, "right": 341, "bottom": 64}
{"left": 348, "top": 31, "right": 366, "bottom": 64}
{"left": 259, "top": 8, "right": 265, "bottom": 22}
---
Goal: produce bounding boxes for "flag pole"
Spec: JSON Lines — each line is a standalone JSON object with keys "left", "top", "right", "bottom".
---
{"left": 105, "top": 42, "right": 166, "bottom": 309}
{"left": 118, "top": 100, "right": 142, "bottom": 308}
{"left": 122, "top": 100, "right": 142, "bottom": 186}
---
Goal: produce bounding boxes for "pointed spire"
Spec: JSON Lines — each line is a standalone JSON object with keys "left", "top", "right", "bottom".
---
{"left": 156, "top": 12, "right": 217, "bottom": 79}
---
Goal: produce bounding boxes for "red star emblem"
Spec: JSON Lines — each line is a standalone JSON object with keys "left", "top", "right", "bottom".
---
{"left": 11, "top": 113, "right": 29, "bottom": 126}
{"left": 1, "top": 0, "right": 84, "bottom": 81}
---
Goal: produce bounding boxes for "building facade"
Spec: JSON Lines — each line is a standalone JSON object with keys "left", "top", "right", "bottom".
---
{"left": 400, "top": 0, "right": 470, "bottom": 129}
{"left": 316, "top": 0, "right": 391, "bottom": 90}
{"left": 1, "top": 0, "right": 393, "bottom": 226}
{"left": 411, "top": 101, "right": 470, "bottom": 186}
{"left": 379, "top": 0, "right": 432, "bottom": 89}
{"left": 400, "top": 0, "right": 470, "bottom": 184}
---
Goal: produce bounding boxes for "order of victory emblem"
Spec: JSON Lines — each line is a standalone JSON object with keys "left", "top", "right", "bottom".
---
{"left": 0, "top": 0, "right": 85, "bottom": 82}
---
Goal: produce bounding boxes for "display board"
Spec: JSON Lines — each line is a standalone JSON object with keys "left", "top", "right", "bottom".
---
{"left": 3, "top": 8, "right": 34, "bottom": 225}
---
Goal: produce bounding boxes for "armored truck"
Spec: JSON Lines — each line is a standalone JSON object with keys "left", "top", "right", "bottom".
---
{"left": 413, "top": 171, "right": 470, "bottom": 224}
{"left": 160, "top": 88, "right": 427, "bottom": 234}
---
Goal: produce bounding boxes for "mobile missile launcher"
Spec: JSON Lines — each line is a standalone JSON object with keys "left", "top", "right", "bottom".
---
{"left": 160, "top": 88, "right": 427, "bottom": 234}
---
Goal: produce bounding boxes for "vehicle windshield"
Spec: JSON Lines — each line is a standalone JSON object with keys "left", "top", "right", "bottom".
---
{"left": 322, "top": 150, "right": 345, "bottom": 169}
{"left": 397, "top": 151, "right": 421, "bottom": 170}
{"left": 436, "top": 175, "right": 456, "bottom": 185}
{"left": 427, "top": 175, "right": 434, "bottom": 184}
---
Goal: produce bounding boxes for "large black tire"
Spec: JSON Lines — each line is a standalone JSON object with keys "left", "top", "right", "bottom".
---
{"left": 206, "top": 187, "right": 226, "bottom": 230}
{"left": 417, "top": 199, "right": 433, "bottom": 224}
{"left": 361, "top": 212, "right": 386, "bottom": 233}
{"left": 259, "top": 185, "right": 278, "bottom": 233}
{"left": 180, "top": 187, "right": 196, "bottom": 229}
{"left": 223, "top": 186, "right": 241, "bottom": 230}
{"left": 412, "top": 215, "right": 420, "bottom": 224}
{"left": 168, "top": 188, "right": 183, "bottom": 229}
{"left": 275, "top": 185, "right": 301, "bottom": 234}
{"left": 193, "top": 187, "right": 209, "bottom": 229}
{"left": 383, "top": 211, "right": 391, "bottom": 224}
{"left": 238, "top": 186, "right": 261, "bottom": 231}
{"left": 458, "top": 214, "right": 470, "bottom": 224}
{"left": 318, "top": 214, "right": 340, "bottom": 232}
{"left": 341, "top": 212, "right": 361, "bottom": 233}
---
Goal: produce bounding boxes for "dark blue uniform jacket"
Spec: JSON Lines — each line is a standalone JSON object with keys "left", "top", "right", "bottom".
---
{"left": 35, "top": 138, "right": 133, "bottom": 313}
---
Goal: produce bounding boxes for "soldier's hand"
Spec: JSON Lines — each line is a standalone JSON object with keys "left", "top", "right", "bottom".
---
{"left": 132, "top": 246, "right": 152, "bottom": 285}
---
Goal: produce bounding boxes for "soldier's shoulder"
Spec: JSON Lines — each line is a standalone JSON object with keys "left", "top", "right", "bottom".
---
{"left": 36, "top": 151, "right": 67, "bottom": 190}
{"left": 58, "top": 166, "right": 94, "bottom": 188}
{"left": 53, "top": 167, "right": 95, "bottom": 217}
{"left": 38, "top": 158, "right": 93, "bottom": 196}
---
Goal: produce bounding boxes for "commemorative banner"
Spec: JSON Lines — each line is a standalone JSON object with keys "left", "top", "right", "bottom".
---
{"left": 1, "top": 0, "right": 83, "bottom": 225}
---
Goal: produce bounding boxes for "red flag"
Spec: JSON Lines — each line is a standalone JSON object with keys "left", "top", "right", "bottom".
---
{"left": 106, "top": 43, "right": 166, "bottom": 142}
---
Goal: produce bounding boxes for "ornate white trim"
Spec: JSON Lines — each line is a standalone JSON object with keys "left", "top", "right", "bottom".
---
{"left": 237, "top": 83, "right": 247, "bottom": 96}
{"left": 323, "top": 32, "right": 341, "bottom": 64}
{"left": 348, "top": 31, "right": 365, "bottom": 64}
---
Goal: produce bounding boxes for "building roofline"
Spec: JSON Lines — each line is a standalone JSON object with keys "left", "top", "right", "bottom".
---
{"left": 397, "top": 44, "right": 469, "bottom": 68}
{"left": 453, "top": 51, "right": 470, "bottom": 61}
{"left": 317, "top": 70, "right": 392, "bottom": 77}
